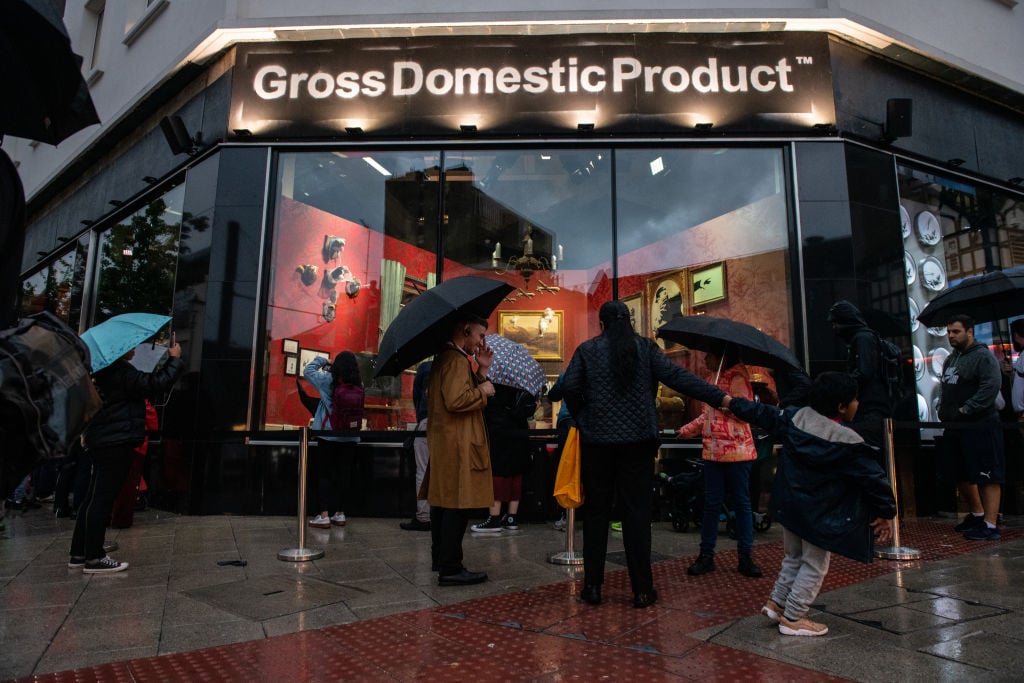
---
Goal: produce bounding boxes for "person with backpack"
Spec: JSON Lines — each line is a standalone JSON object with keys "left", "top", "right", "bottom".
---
{"left": 826, "top": 300, "right": 896, "bottom": 450}
{"left": 303, "top": 352, "right": 364, "bottom": 529}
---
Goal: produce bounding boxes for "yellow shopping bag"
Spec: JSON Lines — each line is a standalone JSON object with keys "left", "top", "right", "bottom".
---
{"left": 552, "top": 427, "right": 583, "bottom": 509}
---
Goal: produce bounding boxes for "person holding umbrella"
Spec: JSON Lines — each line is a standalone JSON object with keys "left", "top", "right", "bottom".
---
{"left": 427, "top": 313, "right": 496, "bottom": 586}
{"left": 678, "top": 345, "right": 763, "bottom": 579}
{"left": 71, "top": 314, "right": 183, "bottom": 573}
{"left": 562, "top": 300, "right": 729, "bottom": 608}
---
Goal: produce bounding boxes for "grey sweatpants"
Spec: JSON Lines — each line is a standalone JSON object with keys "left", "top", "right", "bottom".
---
{"left": 413, "top": 418, "right": 430, "bottom": 523}
{"left": 771, "top": 526, "right": 830, "bottom": 621}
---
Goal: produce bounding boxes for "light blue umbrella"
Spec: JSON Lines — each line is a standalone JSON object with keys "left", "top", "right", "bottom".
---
{"left": 81, "top": 313, "right": 171, "bottom": 372}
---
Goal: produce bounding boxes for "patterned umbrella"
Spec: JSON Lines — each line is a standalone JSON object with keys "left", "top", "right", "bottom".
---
{"left": 485, "top": 334, "right": 545, "bottom": 397}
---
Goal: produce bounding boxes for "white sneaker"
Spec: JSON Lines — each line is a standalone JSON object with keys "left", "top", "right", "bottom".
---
{"left": 330, "top": 513, "right": 347, "bottom": 526}
{"left": 309, "top": 514, "right": 331, "bottom": 528}
{"left": 779, "top": 615, "right": 828, "bottom": 636}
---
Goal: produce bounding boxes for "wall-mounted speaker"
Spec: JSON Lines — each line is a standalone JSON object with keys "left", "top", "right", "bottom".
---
{"left": 885, "top": 99, "right": 913, "bottom": 140}
{"left": 160, "top": 115, "right": 194, "bottom": 155}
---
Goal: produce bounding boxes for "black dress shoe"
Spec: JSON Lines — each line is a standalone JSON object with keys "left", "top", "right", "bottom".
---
{"left": 579, "top": 585, "right": 602, "bottom": 605}
{"left": 438, "top": 569, "right": 487, "bottom": 586}
{"left": 687, "top": 553, "right": 715, "bottom": 576}
{"left": 400, "top": 519, "right": 431, "bottom": 531}
{"left": 738, "top": 557, "right": 764, "bottom": 578}
{"left": 633, "top": 588, "right": 658, "bottom": 609}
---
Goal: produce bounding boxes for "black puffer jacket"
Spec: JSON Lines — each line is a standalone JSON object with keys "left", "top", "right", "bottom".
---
{"left": 730, "top": 397, "right": 896, "bottom": 563}
{"left": 562, "top": 335, "right": 725, "bottom": 444}
{"left": 84, "top": 357, "right": 184, "bottom": 450}
{"left": 485, "top": 384, "right": 537, "bottom": 477}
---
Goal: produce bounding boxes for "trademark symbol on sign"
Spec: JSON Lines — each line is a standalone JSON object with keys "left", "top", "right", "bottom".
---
{"left": 796, "top": 56, "right": 814, "bottom": 65}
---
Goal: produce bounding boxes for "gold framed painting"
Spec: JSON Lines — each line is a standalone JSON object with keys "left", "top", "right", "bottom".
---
{"left": 691, "top": 262, "right": 727, "bottom": 306}
{"left": 621, "top": 291, "right": 644, "bottom": 335}
{"left": 498, "top": 310, "right": 563, "bottom": 361}
{"left": 645, "top": 269, "right": 689, "bottom": 346}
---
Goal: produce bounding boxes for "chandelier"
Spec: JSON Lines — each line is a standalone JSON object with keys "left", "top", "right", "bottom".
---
{"left": 491, "top": 226, "right": 562, "bottom": 285}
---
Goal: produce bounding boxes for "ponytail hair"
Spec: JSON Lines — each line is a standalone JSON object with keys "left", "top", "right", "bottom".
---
{"left": 600, "top": 300, "right": 637, "bottom": 387}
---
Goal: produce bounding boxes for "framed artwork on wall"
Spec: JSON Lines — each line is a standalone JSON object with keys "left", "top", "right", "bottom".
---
{"left": 282, "top": 338, "right": 299, "bottom": 354}
{"left": 299, "top": 348, "right": 330, "bottom": 375}
{"left": 645, "top": 269, "right": 688, "bottom": 347}
{"left": 284, "top": 355, "right": 298, "bottom": 376}
{"left": 691, "top": 262, "right": 727, "bottom": 306}
{"left": 498, "top": 310, "right": 563, "bottom": 361}
{"left": 621, "top": 292, "right": 644, "bottom": 336}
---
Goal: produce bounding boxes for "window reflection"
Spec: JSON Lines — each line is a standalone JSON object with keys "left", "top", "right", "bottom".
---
{"left": 19, "top": 236, "right": 89, "bottom": 328}
{"left": 93, "top": 185, "right": 184, "bottom": 323}
{"left": 264, "top": 151, "right": 441, "bottom": 430}
{"left": 443, "top": 149, "right": 614, "bottom": 429}
{"left": 616, "top": 147, "right": 792, "bottom": 434}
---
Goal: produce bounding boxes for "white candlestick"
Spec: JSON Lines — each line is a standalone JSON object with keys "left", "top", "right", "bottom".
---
{"left": 558, "top": 244, "right": 564, "bottom": 260}
{"left": 551, "top": 254, "right": 557, "bottom": 271}
{"left": 494, "top": 242, "right": 501, "bottom": 259}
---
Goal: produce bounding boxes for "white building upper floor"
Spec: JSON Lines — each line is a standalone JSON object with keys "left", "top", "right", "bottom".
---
{"left": 5, "top": 0, "right": 1023, "bottom": 199}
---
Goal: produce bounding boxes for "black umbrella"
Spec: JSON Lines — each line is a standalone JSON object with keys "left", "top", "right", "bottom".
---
{"left": 917, "top": 268, "right": 1024, "bottom": 327}
{"left": 657, "top": 315, "right": 804, "bottom": 372}
{"left": 374, "top": 276, "right": 513, "bottom": 377}
{"left": 0, "top": 0, "right": 100, "bottom": 144}
{"left": 295, "top": 378, "right": 321, "bottom": 417}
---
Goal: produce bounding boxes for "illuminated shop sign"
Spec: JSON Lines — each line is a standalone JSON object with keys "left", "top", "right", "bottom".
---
{"left": 229, "top": 32, "right": 834, "bottom": 137}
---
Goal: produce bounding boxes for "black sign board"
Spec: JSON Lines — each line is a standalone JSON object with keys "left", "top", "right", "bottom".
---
{"left": 229, "top": 32, "right": 834, "bottom": 137}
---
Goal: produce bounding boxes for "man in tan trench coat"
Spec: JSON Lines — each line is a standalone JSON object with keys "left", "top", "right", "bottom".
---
{"left": 427, "top": 314, "right": 496, "bottom": 585}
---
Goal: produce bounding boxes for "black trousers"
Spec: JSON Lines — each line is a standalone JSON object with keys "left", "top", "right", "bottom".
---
{"left": 580, "top": 440, "right": 659, "bottom": 595}
{"left": 70, "top": 444, "right": 134, "bottom": 560}
{"left": 430, "top": 506, "right": 469, "bottom": 575}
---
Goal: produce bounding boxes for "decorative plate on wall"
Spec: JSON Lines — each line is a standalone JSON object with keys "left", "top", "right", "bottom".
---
{"left": 901, "top": 206, "right": 912, "bottom": 240}
{"left": 905, "top": 251, "right": 916, "bottom": 284}
{"left": 915, "top": 211, "right": 941, "bottom": 246}
{"left": 919, "top": 256, "right": 946, "bottom": 291}
{"left": 917, "top": 393, "right": 929, "bottom": 422}
{"left": 930, "top": 346, "right": 950, "bottom": 378}
{"left": 927, "top": 325, "right": 948, "bottom": 337}
{"left": 908, "top": 297, "right": 920, "bottom": 332}
{"left": 913, "top": 345, "right": 925, "bottom": 381}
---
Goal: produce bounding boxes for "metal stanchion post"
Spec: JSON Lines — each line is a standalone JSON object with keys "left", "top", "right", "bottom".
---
{"left": 279, "top": 426, "right": 325, "bottom": 562}
{"left": 874, "top": 417, "right": 921, "bottom": 560}
{"left": 548, "top": 507, "right": 584, "bottom": 565}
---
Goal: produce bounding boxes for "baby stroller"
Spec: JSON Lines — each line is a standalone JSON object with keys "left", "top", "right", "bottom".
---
{"left": 658, "top": 457, "right": 772, "bottom": 534}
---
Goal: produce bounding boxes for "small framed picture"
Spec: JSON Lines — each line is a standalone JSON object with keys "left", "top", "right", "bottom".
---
{"left": 691, "top": 262, "right": 727, "bottom": 306}
{"left": 299, "top": 348, "right": 330, "bottom": 375}
{"left": 282, "top": 338, "right": 299, "bottom": 354}
{"left": 284, "top": 355, "right": 298, "bottom": 376}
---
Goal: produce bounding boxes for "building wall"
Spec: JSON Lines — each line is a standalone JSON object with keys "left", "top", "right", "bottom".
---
{"left": 5, "top": 1, "right": 1022, "bottom": 200}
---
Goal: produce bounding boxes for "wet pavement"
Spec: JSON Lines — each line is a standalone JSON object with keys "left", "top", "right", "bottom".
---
{"left": 1, "top": 507, "right": 1022, "bottom": 682}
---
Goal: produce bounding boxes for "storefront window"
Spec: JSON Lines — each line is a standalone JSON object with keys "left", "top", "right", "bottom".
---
{"left": 443, "top": 148, "right": 614, "bottom": 428}
{"left": 18, "top": 235, "right": 89, "bottom": 328}
{"left": 897, "top": 164, "right": 1024, "bottom": 424}
{"left": 263, "top": 150, "right": 441, "bottom": 430}
{"left": 615, "top": 146, "right": 793, "bottom": 432}
{"left": 93, "top": 184, "right": 184, "bottom": 323}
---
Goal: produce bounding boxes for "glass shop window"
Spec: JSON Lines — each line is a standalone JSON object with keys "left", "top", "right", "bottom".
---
{"left": 897, "top": 164, "right": 1024, "bottom": 427}
{"left": 18, "top": 235, "right": 90, "bottom": 328}
{"left": 442, "top": 149, "right": 614, "bottom": 429}
{"left": 615, "top": 147, "right": 794, "bottom": 436}
{"left": 92, "top": 184, "right": 184, "bottom": 324}
{"left": 263, "top": 150, "right": 441, "bottom": 430}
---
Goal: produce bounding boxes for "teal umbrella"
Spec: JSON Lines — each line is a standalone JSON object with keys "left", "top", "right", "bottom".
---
{"left": 81, "top": 313, "right": 171, "bottom": 372}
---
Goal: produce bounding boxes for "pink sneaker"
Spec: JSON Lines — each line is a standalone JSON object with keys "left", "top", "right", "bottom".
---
{"left": 779, "top": 615, "right": 828, "bottom": 637}
{"left": 761, "top": 599, "right": 782, "bottom": 623}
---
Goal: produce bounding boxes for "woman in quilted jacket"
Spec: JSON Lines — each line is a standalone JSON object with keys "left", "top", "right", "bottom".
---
{"left": 562, "top": 300, "right": 728, "bottom": 609}
{"left": 678, "top": 345, "right": 762, "bottom": 578}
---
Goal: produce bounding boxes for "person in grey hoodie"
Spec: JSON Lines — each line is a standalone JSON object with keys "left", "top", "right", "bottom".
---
{"left": 938, "top": 313, "right": 1004, "bottom": 541}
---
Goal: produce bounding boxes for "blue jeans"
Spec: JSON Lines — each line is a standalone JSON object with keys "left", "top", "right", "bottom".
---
{"left": 700, "top": 460, "right": 754, "bottom": 559}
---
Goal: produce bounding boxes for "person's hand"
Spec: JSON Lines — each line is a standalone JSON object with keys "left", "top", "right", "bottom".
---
{"left": 167, "top": 342, "right": 182, "bottom": 358}
{"left": 870, "top": 517, "right": 893, "bottom": 544}
{"left": 476, "top": 341, "right": 493, "bottom": 371}
{"left": 720, "top": 395, "right": 733, "bottom": 410}
{"left": 479, "top": 380, "right": 495, "bottom": 397}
